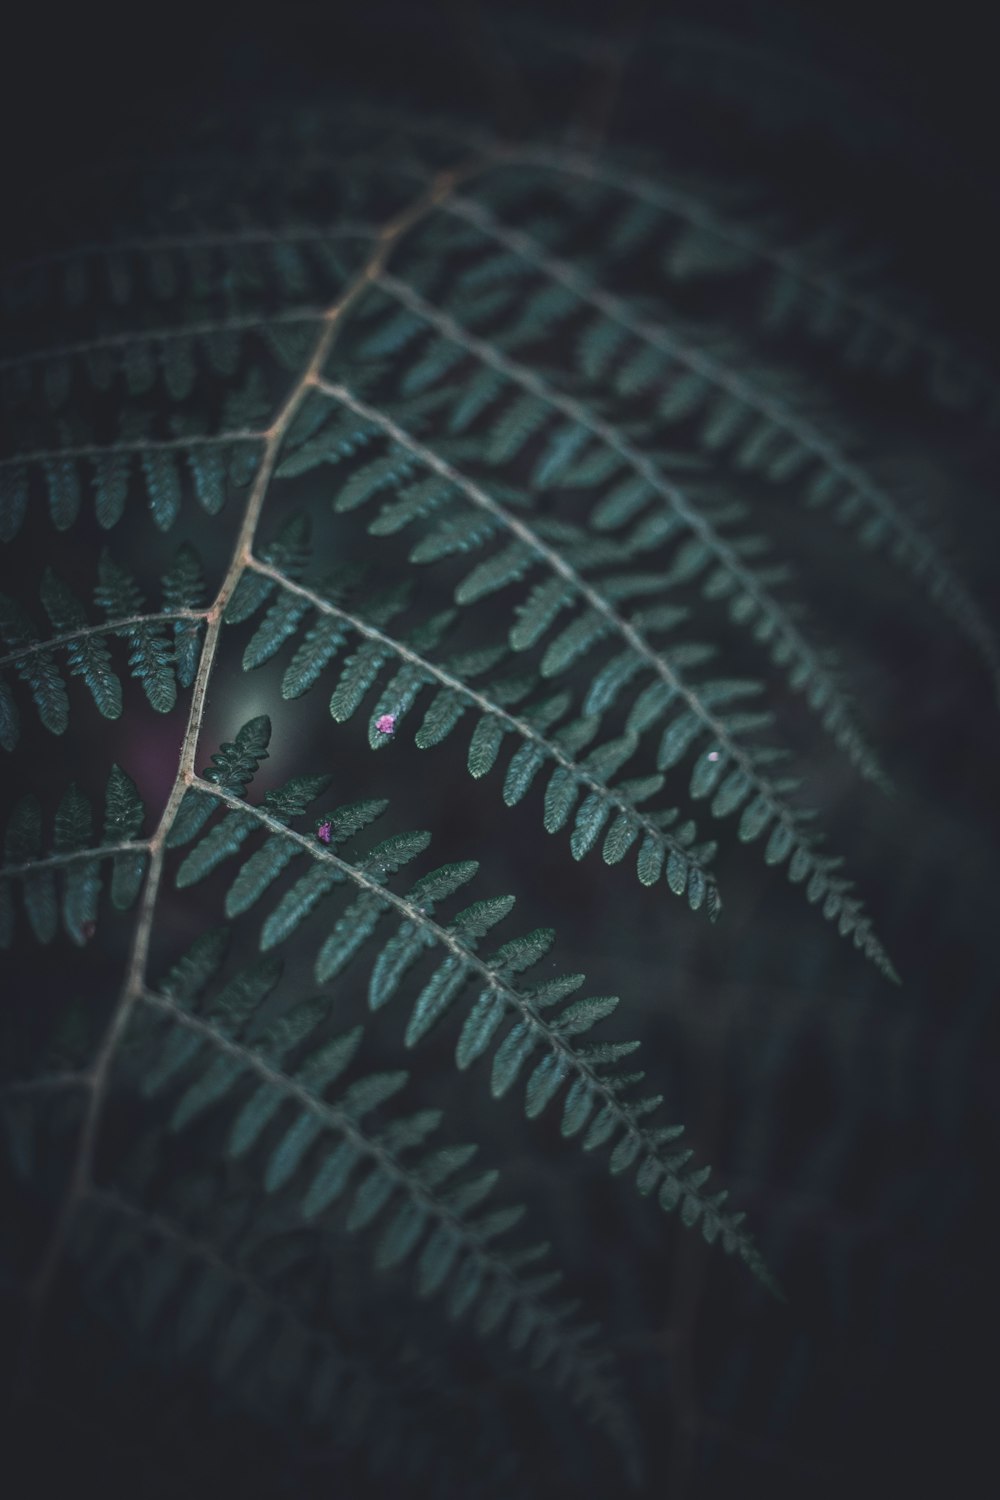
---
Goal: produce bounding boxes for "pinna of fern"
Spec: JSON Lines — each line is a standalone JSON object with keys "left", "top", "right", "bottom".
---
{"left": 0, "top": 702, "right": 758, "bottom": 1314}
{"left": 222, "top": 508, "right": 723, "bottom": 921}
{"left": 332, "top": 152, "right": 997, "bottom": 704}
{"left": 0, "top": 543, "right": 208, "bottom": 750}
{"left": 423, "top": 185, "right": 1000, "bottom": 701}
{"left": 73, "top": 1193, "right": 487, "bottom": 1491}
{"left": 263, "top": 358, "right": 897, "bottom": 977}
{"left": 533, "top": 148, "right": 1000, "bottom": 423}
{"left": 0, "top": 764, "right": 147, "bottom": 949}
{"left": 0, "top": 307, "right": 361, "bottom": 543}
{"left": 110, "top": 913, "right": 640, "bottom": 1475}
{"left": 0, "top": 430, "right": 268, "bottom": 541}
{"left": 343, "top": 100, "right": 1000, "bottom": 427}
{"left": 361, "top": 263, "right": 890, "bottom": 792}
{"left": 0, "top": 327, "right": 302, "bottom": 540}
{"left": 0, "top": 943, "right": 637, "bottom": 1477}
{"left": 1, "top": 217, "right": 374, "bottom": 322}
{"left": 157, "top": 713, "right": 778, "bottom": 1298}
{"left": 53, "top": 1149, "right": 548, "bottom": 1497}
{"left": 8, "top": 102, "right": 995, "bottom": 715}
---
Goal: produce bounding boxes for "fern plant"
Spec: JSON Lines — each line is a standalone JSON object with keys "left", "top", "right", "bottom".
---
{"left": 2, "top": 4, "right": 996, "bottom": 1496}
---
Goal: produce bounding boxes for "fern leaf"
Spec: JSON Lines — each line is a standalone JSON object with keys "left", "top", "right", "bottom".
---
{"left": 14, "top": 97, "right": 989, "bottom": 1486}
{"left": 41, "top": 454, "right": 82, "bottom": 530}
{"left": 40, "top": 567, "right": 123, "bottom": 719}
{"left": 202, "top": 713, "right": 272, "bottom": 796}
{"left": 186, "top": 756, "right": 773, "bottom": 1291}
{"left": 0, "top": 591, "right": 69, "bottom": 738}
{"left": 72, "top": 1179, "right": 504, "bottom": 1483}
{"left": 375, "top": 265, "right": 888, "bottom": 790}
{"left": 311, "top": 378, "right": 891, "bottom": 970}
{"left": 165, "top": 715, "right": 272, "bottom": 853}
{"left": 94, "top": 551, "right": 176, "bottom": 712}
{"left": 160, "top": 542, "right": 206, "bottom": 689}
{"left": 261, "top": 863, "right": 344, "bottom": 950}
{"left": 233, "top": 569, "right": 722, "bottom": 916}
{"left": 443, "top": 194, "right": 999, "bottom": 702}
{"left": 47, "top": 783, "right": 95, "bottom": 945}
{"left": 1, "top": 765, "right": 147, "bottom": 947}
{"left": 225, "top": 511, "right": 312, "bottom": 625}
{"left": 134, "top": 972, "right": 634, "bottom": 1448}
{"left": 103, "top": 763, "right": 147, "bottom": 909}
{"left": 140, "top": 447, "right": 183, "bottom": 531}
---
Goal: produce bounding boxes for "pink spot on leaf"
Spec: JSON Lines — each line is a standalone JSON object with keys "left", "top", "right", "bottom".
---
{"left": 316, "top": 821, "right": 332, "bottom": 844}
{"left": 707, "top": 751, "right": 720, "bottom": 761}
{"left": 375, "top": 714, "right": 397, "bottom": 737}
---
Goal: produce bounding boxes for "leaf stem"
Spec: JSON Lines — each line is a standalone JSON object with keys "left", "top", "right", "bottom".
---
{"left": 0, "top": 612, "right": 207, "bottom": 674}
{"left": 1, "top": 839, "right": 149, "bottom": 881}
{"left": 0, "top": 431, "right": 266, "bottom": 470}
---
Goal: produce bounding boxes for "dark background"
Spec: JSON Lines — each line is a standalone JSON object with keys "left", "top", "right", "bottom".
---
{"left": 6, "top": 0, "right": 1000, "bottom": 210}
{"left": 2, "top": 2, "right": 998, "bottom": 1497}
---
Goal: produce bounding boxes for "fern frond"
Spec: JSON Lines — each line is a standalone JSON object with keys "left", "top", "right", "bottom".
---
{"left": 0, "top": 431, "right": 273, "bottom": 540}
{"left": 337, "top": 101, "right": 1000, "bottom": 427}
{"left": 0, "top": 307, "right": 323, "bottom": 406}
{"left": 0, "top": 590, "right": 70, "bottom": 738}
{"left": 160, "top": 542, "right": 207, "bottom": 688}
{"left": 170, "top": 721, "right": 776, "bottom": 1293}
{"left": 6, "top": 76, "right": 992, "bottom": 1494}
{"left": 5, "top": 221, "right": 376, "bottom": 317}
{"left": 167, "top": 713, "right": 273, "bottom": 851}
{"left": 0, "top": 765, "right": 147, "bottom": 947}
{"left": 39, "top": 566, "right": 123, "bottom": 718}
{"left": 439, "top": 192, "right": 1000, "bottom": 703}
{"left": 372, "top": 268, "right": 889, "bottom": 790}
{"left": 128, "top": 953, "right": 637, "bottom": 1465}
{"left": 72, "top": 1183, "right": 531, "bottom": 1491}
{"left": 0, "top": 305, "right": 351, "bottom": 538}
{"left": 308, "top": 381, "right": 892, "bottom": 974}
{"left": 0, "top": 559, "right": 210, "bottom": 747}
{"left": 447, "top": 144, "right": 1000, "bottom": 428}
{"left": 232, "top": 549, "right": 719, "bottom": 916}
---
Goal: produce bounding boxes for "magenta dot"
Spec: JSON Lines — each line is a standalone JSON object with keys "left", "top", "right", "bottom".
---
{"left": 316, "top": 821, "right": 332, "bottom": 844}
{"left": 375, "top": 714, "right": 396, "bottom": 736}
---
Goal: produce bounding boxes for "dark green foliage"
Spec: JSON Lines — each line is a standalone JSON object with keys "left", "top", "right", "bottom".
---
{"left": 94, "top": 551, "right": 178, "bottom": 712}
{"left": 40, "top": 567, "right": 122, "bottom": 719}
{"left": 0, "top": 590, "right": 70, "bottom": 739}
{"left": 0, "top": 546, "right": 215, "bottom": 746}
{"left": 0, "top": 436, "right": 271, "bottom": 539}
{"left": 276, "top": 355, "right": 894, "bottom": 968}
{"left": 69, "top": 1182, "right": 536, "bottom": 1493}
{"left": 231, "top": 517, "right": 725, "bottom": 921}
{"left": 0, "top": 765, "right": 146, "bottom": 947}
{"left": 167, "top": 714, "right": 274, "bottom": 851}
{"left": 161, "top": 542, "right": 207, "bottom": 688}
{"left": 1, "top": 20, "right": 996, "bottom": 1500}
{"left": 128, "top": 933, "right": 638, "bottom": 1467}
{"left": 171, "top": 718, "right": 777, "bottom": 1294}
